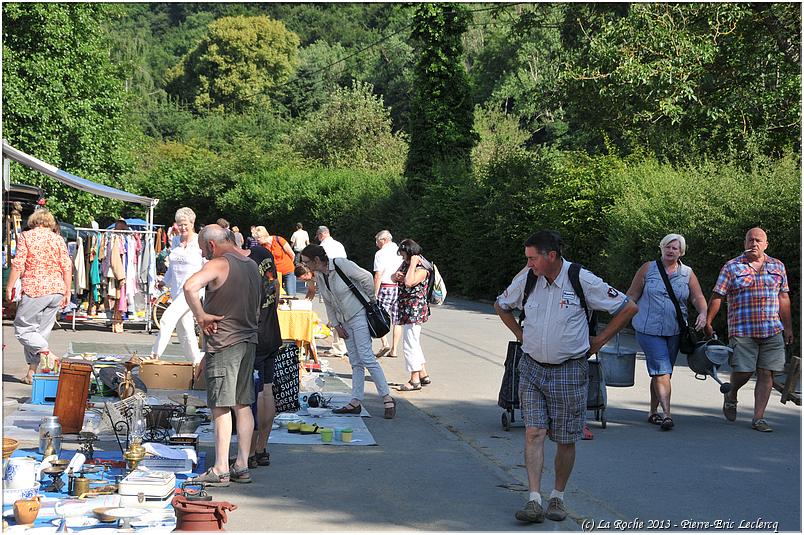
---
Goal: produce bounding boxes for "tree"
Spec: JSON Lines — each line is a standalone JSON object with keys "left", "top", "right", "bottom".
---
{"left": 3, "top": 3, "right": 136, "bottom": 223}
{"left": 291, "top": 81, "right": 408, "bottom": 172}
{"left": 405, "top": 3, "right": 478, "bottom": 196}
{"left": 165, "top": 15, "right": 300, "bottom": 113}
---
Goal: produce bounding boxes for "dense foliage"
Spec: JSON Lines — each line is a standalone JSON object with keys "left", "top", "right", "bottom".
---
{"left": 3, "top": 3, "right": 800, "bottom": 335}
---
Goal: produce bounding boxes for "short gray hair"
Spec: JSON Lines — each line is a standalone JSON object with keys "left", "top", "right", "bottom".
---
{"left": 660, "top": 234, "right": 686, "bottom": 256}
{"left": 316, "top": 226, "right": 329, "bottom": 236}
{"left": 199, "top": 224, "right": 233, "bottom": 247}
{"left": 375, "top": 230, "right": 392, "bottom": 242}
{"left": 175, "top": 207, "right": 196, "bottom": 224}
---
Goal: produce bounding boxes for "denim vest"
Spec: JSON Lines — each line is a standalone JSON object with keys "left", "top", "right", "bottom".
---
{"left": 632, "top": 261, "right": 691, "bottom": 336}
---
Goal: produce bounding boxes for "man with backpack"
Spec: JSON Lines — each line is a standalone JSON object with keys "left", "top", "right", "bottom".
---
{"left": 494, "top": 230, "right": 637, "bottom": 524}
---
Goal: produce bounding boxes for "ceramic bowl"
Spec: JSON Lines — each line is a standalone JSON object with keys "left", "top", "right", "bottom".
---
{"left": 93, "top": 507, "right": 117, "bottom": 523}
{"left": 2, "top": 484, "right": 40, "bottom": 506}
{"left": 307, "top": 407, "right": 329, "bottom": 417}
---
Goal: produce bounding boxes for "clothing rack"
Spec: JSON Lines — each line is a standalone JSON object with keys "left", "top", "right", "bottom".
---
{"left": 67, "top": 227, "right": 158, "bottom": 333}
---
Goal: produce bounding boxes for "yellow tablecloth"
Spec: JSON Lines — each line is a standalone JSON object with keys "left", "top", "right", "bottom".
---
{"left": 277, "top": 309, "right": 319, "bottom": 361}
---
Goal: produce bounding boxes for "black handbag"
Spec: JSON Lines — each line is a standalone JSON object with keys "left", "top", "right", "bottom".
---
{"left": 332, "top": 260, "right": 391, "bottom": 339}
{"left": 655, "top": 259, "right": 697, "bottom": 354}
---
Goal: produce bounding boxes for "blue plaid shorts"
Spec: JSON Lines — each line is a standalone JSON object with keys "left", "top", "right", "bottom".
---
{"left": 518, "top": 354, "right": 588, "bottom": 444}
{"left": 377, "top": 286, "right": 399, "bottom": 325}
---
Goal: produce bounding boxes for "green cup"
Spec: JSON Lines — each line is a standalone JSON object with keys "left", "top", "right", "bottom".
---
{"left": 320, "top": 428, "right": 334, "bottom": 443}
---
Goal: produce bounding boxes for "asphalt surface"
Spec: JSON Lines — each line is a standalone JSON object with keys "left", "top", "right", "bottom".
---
{"left": 2, "top": 295, "right": 801, "bottom": 532}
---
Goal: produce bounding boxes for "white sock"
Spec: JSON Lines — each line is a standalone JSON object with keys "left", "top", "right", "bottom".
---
{"left": 550, "top": 489, "right": 564, "bottom": 501}
{"left": 528, "top": 492, "right": 542, "bottom": 505}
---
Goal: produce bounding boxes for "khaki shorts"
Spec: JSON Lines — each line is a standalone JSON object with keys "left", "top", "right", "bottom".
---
{"left": 205, "top": 342, "right": 256, "bottom": 409}
{"left": 729, "top": 333, "right": 785, "bottom": 373}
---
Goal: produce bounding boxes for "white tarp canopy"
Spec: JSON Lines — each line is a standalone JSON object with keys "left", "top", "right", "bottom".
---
{"left": 2, "top": 140, "right": 157, "bottom": 207}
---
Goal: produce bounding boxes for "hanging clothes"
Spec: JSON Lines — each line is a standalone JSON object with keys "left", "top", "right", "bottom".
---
{"left": 73, "top": 236, "right": 87, "bottom": 293}
{"left": 89, "top": 233, "right": 101, "bottom": 303}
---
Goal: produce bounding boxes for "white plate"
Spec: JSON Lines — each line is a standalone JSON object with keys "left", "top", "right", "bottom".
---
{"left": 50, "top": 516, "right": 99, "bottom": 528}
{"left": 101, "top": 507, "right": 150, "bottom": 519}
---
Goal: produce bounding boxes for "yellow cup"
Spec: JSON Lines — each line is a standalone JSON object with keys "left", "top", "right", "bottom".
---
{"left": 341, "top": 429, "right": 353, "bottom": 443}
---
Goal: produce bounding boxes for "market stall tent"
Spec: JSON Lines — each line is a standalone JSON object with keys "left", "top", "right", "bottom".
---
{"left": 2, "top": 139, "right": 160, "bottom": 330}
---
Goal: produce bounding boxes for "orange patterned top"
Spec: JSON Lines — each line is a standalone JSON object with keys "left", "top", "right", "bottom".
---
{"left": 11, "top": 226, "right": 71, "bottom": 298}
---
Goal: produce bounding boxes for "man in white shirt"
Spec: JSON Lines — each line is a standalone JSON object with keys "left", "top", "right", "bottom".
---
{"left": 290, "top": 223, "right": 310, "bottom": 263}
{"left": 316, "top": 226, "right": 347, "bottom": 259}
{"left": 373, "top": 230, "right": 403, "bottom": 358}
{"left": 495, "top": 230, "right": 637, "bottom": 524}
{"left": 315, "top": 225, "right": 348, "bottom": 357}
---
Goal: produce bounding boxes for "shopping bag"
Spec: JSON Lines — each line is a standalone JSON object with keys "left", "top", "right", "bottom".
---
{"left": 272, "top": 344, "right": 300, "bottom": 413}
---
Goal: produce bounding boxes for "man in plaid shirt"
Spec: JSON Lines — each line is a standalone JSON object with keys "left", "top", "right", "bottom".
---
{"left": 705, "top": 228, "right": 793, "bottom": 432}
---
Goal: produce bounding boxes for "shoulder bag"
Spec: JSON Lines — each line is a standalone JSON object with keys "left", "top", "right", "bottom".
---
{"left": 655, "top": 259, "right": 697, "bottom": 354}
{"left": 332, "top": 260, "right": 391, "bottom": 338}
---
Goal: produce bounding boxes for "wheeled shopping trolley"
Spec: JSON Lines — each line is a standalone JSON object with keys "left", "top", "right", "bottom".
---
{"left": 498, "top": 341, "right": 524, "bottom": 431}
{"left": 587, "top": 356, "right": 607, "bottom": 428}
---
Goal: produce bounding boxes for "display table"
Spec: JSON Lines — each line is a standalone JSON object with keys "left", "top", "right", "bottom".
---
{"left": 277, "top": 309, "right": 319, "bottom": 363}
{"left": 2, "top": 448, "right": 205, "bottom": 532}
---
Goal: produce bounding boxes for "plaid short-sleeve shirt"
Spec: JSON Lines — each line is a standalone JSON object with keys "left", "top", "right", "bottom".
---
{"left": 712, "top": 254, "right": 789, "bottom": 338}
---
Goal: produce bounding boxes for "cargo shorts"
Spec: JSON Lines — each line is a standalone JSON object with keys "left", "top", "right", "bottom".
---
{"left": 729, "top": 333, "right": 785, "bottom": 373}
{"left": 518, "top": 354, "right": 588, "bottom": 444}
{"left": 205, "top": 342, "right": 256, "bottom": 409}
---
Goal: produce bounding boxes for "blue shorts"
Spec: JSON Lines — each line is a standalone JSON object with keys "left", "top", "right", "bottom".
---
{"left": 635, "top": 331, "right": 680, "bottom": 376}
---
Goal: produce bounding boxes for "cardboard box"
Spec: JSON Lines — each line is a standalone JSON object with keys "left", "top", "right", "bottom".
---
{"left": 138, "top": 360, "right": 194, "bottom": 390}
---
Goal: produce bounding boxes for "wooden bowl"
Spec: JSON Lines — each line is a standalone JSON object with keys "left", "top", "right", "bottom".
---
{"left": 2, "top": 438, "right": 18, "bottom": 460}
{"left": 93, "top": 507, "right": 117, "bottom": 523}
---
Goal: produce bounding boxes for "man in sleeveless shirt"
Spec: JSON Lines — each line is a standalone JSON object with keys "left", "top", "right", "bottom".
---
{"left": 184, "top": 224, "right": 262, "bottom": 486}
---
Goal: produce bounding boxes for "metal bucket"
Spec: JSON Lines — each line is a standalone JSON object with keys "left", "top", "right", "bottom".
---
{"left": 598, "top": 336, "right": 636, "bottom": 387}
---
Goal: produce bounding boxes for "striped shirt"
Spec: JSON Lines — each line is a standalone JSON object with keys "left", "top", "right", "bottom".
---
{"left": 712, "top": 254, "right": 789, "bottom": 338}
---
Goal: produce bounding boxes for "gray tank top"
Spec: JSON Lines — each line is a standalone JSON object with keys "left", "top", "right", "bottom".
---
{"left": 203, "top": 252, "right": 261, "bottom": 352}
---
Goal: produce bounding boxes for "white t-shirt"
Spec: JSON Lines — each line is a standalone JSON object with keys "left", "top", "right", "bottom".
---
{"left": 373, "top": 242, "right": 403, "bottom": 284}
{"left": 290, "top": 229, "right": 310, "bottom": 252}
{"left": 319, "top": 236, "right": 347, "bottom": 259}
{"left": 163, "top": 234, "right": 205, "bottom": 296}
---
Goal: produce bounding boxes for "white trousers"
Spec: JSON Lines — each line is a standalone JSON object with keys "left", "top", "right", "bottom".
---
{"left": 402, "top": 323, "right": 427, "bottom": 373}
{"left": 14, "top": 293, "right": 62, "bottom": 365}
{"left": 342, "top": 312, "right": 390, "bottom": 400}
{"left": 151, "top": 290, "right": 204, "bottom": 363}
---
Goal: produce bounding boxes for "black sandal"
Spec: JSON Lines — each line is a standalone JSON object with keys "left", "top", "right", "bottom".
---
{"left": 398, "top": 382, "right": 421, "bottom": 392}
{"left": 660, "top": 416, "right": 674, "bottom": 431}
{"left": 648, "top": 413, "right": 663, "bottom": 425}
{"left": 332, "top": 403, "right": 362, "bottom": 415}
{"left": 383, "top": 397, "right": 396, "bottom": 419}
{"left": 420, "top": 375, "right": 432, "bottom": 386}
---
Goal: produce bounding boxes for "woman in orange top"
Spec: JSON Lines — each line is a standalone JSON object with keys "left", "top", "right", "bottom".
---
{"left": 253, "top": 226, "right": 297, "bottom": 296}
{"left": 5, "top": 209, "right": 72, "bottom": 384}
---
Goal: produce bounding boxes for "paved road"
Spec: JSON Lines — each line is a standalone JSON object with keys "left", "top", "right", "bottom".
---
{"left": 2, "top": 295, "right": 800, "bottom": 531}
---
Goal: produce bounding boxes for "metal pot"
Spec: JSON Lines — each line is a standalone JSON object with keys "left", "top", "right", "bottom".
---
{"left": 687, "top": 337, "right": 732, "bottom": 393}
{"left": 169, "top": 415, "right": 204, "bottom": 435}
{"left": 38, "top": 417, "right": 62, "bottom": 457}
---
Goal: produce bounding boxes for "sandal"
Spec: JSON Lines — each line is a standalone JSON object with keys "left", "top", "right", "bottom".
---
{"left": 660, "top": 416, "right": 674, "bottom": 431}
{"left": 375, "top": 347, "right": 391, "bottom": 358}
{"left": 189, "top": 467, "right": 230, "bottom": 487}
{"left": 398, "top": 382, "right": 421, "bottom": 392}
{"left": 332, "top": 403, "right": 362, "bottom": 415}
{"left": 648, "top": 413, "right": 663, "bottom": 426}
{"left": 420, "top": 375, "right": 432, "bottom": 386}
{"left": 383, "top": 397, "right": 396, "bottom": 419}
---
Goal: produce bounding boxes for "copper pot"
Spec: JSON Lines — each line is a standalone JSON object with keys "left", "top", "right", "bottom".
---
{"left": 172, "top": 495, "right": 237, "bottom": 531}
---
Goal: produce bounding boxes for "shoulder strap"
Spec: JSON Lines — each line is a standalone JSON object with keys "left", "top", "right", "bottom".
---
{"left": 332, "top": 259, "right": 369, "bottom": 307}
{"left": 518, "top": 270, "right": 538, "bottom": 326}
{"left": 655, "top": 259, "right": 687, "bottom": 332}
{"left": 568, "top": 262, "right": 598, "bottom": 335}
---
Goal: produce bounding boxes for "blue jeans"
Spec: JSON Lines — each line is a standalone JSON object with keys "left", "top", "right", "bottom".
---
{"left": 283, "top": 272, "right": 297, "bottom": 295}
{"left": 636, "top": 331, "right": 680, "bottom": 376}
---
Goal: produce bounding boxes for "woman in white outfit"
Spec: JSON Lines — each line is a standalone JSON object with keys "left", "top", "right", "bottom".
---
{"left": 150, "top": 207, "right": 205, "bottom": 363}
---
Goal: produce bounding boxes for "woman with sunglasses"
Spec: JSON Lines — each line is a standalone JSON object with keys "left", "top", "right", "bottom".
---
{"left": 298, "top": 244, "right": 396, "bottom": 418}
{"left": 393, "top": 239, "right": 433, "bottom": 391}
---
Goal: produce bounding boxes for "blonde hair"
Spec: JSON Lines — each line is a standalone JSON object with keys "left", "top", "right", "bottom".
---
{"left": 27, "top": 208, "right": 57, "bottom": 231}
{"left": 174, "top": 207, "right": 196, "bottom": 224}
{"left": 252, "top": 225, "right": 270, "bottom": 244}
{"left": 232, "top": 225, "right": 239, "bottom": 233}
{"left": 660, "top": 234, "right": 687, "bottom": 256}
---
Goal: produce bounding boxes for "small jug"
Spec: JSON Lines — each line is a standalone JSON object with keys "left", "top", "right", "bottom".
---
{"left": 5, "top": 457, "right": 39, "bottom": 489}
{"left": 13, "top": 496, "right": 41, "bottom": 525}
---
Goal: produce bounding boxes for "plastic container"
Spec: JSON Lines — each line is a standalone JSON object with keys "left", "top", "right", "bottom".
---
{"left": 340, "top": 428, "right": 353, "bottom": 443}
{"left": 320, "top": 428, "right": 333, "bottom": 443}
